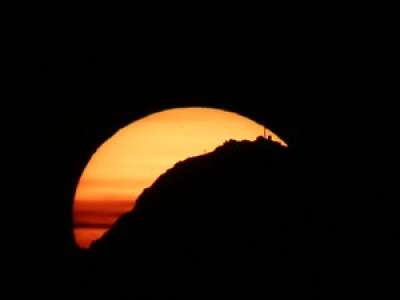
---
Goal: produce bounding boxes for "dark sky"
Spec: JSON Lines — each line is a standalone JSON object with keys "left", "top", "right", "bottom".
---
{"left": 26, "top": 32, "right": 386, "bottom": 254}
{"left": 13, "top": 23, "right": 397, "bottom": 298}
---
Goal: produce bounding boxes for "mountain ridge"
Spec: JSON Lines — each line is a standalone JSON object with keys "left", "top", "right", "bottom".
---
{"left": 83, "top": 136, "right": 319, "bottom": 299}
{"left": 90, "top": 136, "right": 289, "bottom": 251}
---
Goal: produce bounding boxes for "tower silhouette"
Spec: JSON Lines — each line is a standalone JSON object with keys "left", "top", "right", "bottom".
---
{"left": 263, "top": 127, "right": 272, "bottom": 141}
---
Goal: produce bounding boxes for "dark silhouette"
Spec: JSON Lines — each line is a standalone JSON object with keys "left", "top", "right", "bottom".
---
{"left": 75, "top": 137, "right": 327, "bottom": 299}
{"left": 23, "top": 24, "right": 396, "bottom": 298}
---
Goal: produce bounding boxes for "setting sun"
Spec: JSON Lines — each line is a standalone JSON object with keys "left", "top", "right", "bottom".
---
{"left": 74, "top": 107, "right": 287, "bottom": 248}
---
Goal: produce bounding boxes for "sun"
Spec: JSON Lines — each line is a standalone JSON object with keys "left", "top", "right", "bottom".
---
{"left": 73, "top": 107, "right": 287, "bottom": 248}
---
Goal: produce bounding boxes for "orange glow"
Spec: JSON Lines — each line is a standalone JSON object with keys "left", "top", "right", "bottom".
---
{"left": 74, "top": 107, "right": 287, "bottom": 248}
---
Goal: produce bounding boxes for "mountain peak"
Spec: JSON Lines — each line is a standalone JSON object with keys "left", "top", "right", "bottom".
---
{"left": 83, "top": 137, "right": 318, "bottom": 298}
{"left": 90, "top": 136, "right": 289, "bottom": 251}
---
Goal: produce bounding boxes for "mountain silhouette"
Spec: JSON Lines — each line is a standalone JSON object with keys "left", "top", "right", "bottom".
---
{"left": 82, "top": 137, "right": 326, "bottom": 299}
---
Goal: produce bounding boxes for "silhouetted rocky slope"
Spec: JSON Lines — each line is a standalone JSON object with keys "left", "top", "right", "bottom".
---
{"left": 85, "top": 137, "right": 324, "bottom": 299}
{"left": 91, "top": 137, "right": 292, "bottom": 252}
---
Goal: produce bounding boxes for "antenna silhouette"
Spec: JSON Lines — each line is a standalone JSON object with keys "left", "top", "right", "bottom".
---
{"left": 264, "top": 127, "right": 272, "bottom": 141}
